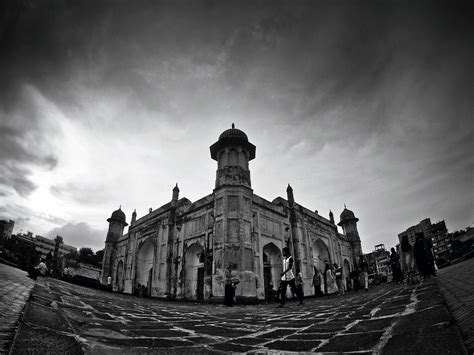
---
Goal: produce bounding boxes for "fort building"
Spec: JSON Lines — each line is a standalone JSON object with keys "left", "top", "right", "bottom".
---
{"left": 101, "top": 125, "right": 364, "bottom": 301}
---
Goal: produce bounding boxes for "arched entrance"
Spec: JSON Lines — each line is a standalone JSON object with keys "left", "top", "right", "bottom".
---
{"left": 312, "top": 238, "right": 330, "bottom": 274}
{"left": 262, "top": 243, "right": 282, "bottom": 299}
{"left": 184, "top": 242, "right": 204, "bottom": 299}
{"left": 136, "top": 237, "right": 155, "bottom": 295}
{"left": 116, "top": 260, "right": 124, "bottom": 292}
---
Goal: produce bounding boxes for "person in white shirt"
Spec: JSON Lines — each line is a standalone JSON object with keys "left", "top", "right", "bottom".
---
{"left": 278, "top": 247, "right": 303, "bottom": 307}
{"left": 27, "top": 259, "right": 48, "bottom": 280}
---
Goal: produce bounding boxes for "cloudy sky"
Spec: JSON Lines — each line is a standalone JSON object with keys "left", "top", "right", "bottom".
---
{"left": 1, "top": 0, "right": 473, "bottom": 252}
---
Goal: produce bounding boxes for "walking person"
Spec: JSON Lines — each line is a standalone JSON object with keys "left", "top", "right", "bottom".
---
{"left": 277, "top": 247, "right": 303, "bottom": 307}
{"left": 359, "top": 256, "right": 369, "bottom": 291}
{"left": 333, "top": 263, "right": 345, "bottom": 295}
{"left": 414, "top": 232, "right": 430, "bottom": 279}
{"left": 312, "top": 267, "right": 323, "bottom": 297}
{"left": 324, "top": 263, "right": 338, "bottom": 295}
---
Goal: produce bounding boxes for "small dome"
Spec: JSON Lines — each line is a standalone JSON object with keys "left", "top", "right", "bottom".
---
{"left": 210, "top": 123, "right": 255, "bottom": 161}
{"left": 340, "top": 208, "right": 355, "bottom": 220}
{"left": 338, "top": 206, "right": 359, "bottom": 225}
{"left": 218, "top": 124, "right": 249, "bottom": 141}
{"left": 107, "top": 207, "right": 127, "bottom": 225}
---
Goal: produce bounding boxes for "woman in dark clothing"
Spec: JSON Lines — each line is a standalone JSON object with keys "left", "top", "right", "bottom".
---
{"left": 413, "top": 233, "right": 430, "bottom": 279}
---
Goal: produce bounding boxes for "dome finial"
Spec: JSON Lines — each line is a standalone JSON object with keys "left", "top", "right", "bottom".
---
{"left": 119, "top": 204, "right": 121, "bottom": 210}
{"left": 232, "top": 123, "right": 235, "bottom": 129}
{"left": 344, "top": 203, "right": 346, "bottom": 209}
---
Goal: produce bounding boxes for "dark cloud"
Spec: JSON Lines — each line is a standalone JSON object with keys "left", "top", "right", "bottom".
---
{"left": 45, "top": 222, "right": 106, "bottom": 251}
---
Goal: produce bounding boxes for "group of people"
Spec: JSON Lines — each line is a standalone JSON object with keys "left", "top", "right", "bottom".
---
{"left": 399, "top": 232, "right": 437, "bottom": 282}
{"left": 312, "top": 261, "right": 358, "bottom": 297}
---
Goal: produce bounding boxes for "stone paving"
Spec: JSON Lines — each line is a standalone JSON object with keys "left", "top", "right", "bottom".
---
{"left": 2, "top": 260, "right": 472, "bottom": 354}
{"left": 0, "top": 264, "right": 35, "bottom": 354}
{"left": 436, "top": 258, "right": 474, "bottom": 354}
{"left": 6, "top": 265, "right": 469, "bottom": 355}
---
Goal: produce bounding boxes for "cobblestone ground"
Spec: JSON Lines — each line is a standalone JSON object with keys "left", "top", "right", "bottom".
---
{"left": 0, "top": 264, "right": 34, "bottom": 353}
{"left": 436, "top": 258, "right": 474, "bottom": 354}
{"left": 9, "top": 267, "right": 469, "bottom": 354}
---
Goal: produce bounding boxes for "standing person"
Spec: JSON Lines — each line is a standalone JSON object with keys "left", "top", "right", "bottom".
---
{"left": 414, "top": 233, "right": 430, "bottom": 279}
{"left": 324, "top": 263, "right": 338, "bottom": 295}
{"left": 312, "top": 267, "right": 323, "bottom": 297}
{"left": 107, "top": 275, "right": 112, "bottom": 290}
{"left": 359, "top": 256, "right": 369, "bottom": 291}
{"left": 224, "top": 267, "right": 240, "bottom": 307}
{"left": 278, "top": 247, "right": 303, "bottom": 307}
{"left": 389, "top": 247, "right": 403, "bottom": 283}
{"left": 401, "top": 235, "right": 414, "bottom": 283}
{"left": 424, "top": 237, "right": 437, "bottom": 276}
{"left": 295, "top": 271, "right": 304, "bottom": 302}
{"left": 334, "top": 263, "right": 345, "bottom": 295}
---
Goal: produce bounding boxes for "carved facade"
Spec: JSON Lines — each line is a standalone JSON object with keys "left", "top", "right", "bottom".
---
{"left": 101, "top": 125, "right": 364, "bottom": 301}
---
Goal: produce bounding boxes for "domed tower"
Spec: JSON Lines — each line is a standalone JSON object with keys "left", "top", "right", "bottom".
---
{"left": 209, "top": 124, "right": 257, "bottom": 300}
{"left": 101, "top": 207, "right": 128, "bottom": 285}
{"left": 210, "top": 123, "right": 256, "bottom": 188}
{"left": 338, "top": 205, "right": 363, "bottom": 266}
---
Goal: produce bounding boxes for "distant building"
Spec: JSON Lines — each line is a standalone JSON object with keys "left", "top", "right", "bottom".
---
{"left": 101, "top": 125, "right": 365, "bottom": 301}
{"left": 16, "top": 233, "right": 77, "bottom": 260}
{"left": 364, "top": 244, "right": 390, "bottom": 277}
{"left": 450, "top": 227, "right": 474, "bottom": 259}
{"left": 398, "top": 218, "right": 449, "bottom": 262}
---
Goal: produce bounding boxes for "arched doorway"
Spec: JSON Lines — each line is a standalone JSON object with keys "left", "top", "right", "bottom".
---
{"left": 184, "top": 242, "right": 204, "bottom": 299}
{"left": 116, "top": 260, "right": 124, "bottom": 292}
{"left": 312, "top": 238, "right": 330, "bottom": 275}
{"left": 262, "top": 243, "right": 282, "bottom": 299}
{"left": 136, "top": 237, "right": 155, "bottom": 295}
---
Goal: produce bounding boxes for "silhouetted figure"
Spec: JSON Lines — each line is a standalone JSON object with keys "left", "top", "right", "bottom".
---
{"left": 390, "top": 247, "right": 403, "bottom": 283}
{"left": 414, "top": 233, "right": 430, "bottom": 279}
{"left": 224, "top": 267, "right": 239, "bottom": 306}
{"left": 312, "top": 267, "right": 323, "bottom": 296}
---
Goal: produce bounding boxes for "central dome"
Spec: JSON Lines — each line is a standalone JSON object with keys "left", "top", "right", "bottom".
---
{"left": 218, "top": 123, "right": 249, "bottom": 141}
{"left": 210, "top": 123, "right": 255, "bottom": 161}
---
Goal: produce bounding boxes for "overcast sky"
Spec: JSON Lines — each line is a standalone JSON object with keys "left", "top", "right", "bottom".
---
{"left": 1, "top": 0, "right": 473, "bottom": 252}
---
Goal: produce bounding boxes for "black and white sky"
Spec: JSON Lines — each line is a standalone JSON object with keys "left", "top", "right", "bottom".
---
{"left": 1, "top": 0, "right": 473, "bottom": 252}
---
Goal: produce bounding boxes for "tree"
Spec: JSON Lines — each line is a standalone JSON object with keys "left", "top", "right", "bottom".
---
{"left": 78, "top": 247, "right": 95, "bottom": 265}
{"left": 95, "top": 249, "right": 104, "bottom": 268}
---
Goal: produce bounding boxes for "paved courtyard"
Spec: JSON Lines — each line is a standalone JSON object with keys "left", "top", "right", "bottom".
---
{"left": 2, "top": 260, "right": 472, "bottom": 354}
{"left": 4, "top": 262, "right": 471, "bottom": 354}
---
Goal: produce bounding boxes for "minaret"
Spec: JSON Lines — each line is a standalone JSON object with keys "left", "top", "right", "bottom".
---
{"left": 286, "top": 183, "right": 301, "bottom": 272}
{"left": 337, "top": 205, "right": 362, "bottom": 266}
{"left": 209, "top": 124, "right": 256, "bottom": 300}
{"left": 172, "top": 183, "right": 179, "bottom": 203}
{"left": 131, "top": 209, "right": 137, "bottom": 224}
{"left": 210, "top": 123, "right": 256, "bottom": 189}
{"left": 166, "top": 183, "right": 180, "bottom": 298}
{"left": 101, "top": 207, "right": 128, "bottom": 285}
{"left": 329, "top": 210, "right": 334, "bottom": 224}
